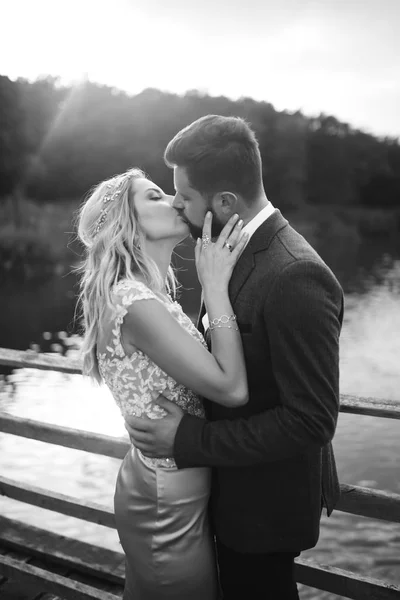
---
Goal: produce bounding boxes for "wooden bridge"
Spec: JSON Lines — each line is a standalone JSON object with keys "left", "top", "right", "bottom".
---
{"left": 0, "top": 347, "right": 400, "bottom": 599}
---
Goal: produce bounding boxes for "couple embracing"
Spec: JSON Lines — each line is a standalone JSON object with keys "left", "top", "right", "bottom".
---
{"left": 77, "top": 115, "right": 344, "bottom": 599}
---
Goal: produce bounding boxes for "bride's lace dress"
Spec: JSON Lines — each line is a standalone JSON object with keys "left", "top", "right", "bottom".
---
{"left": 98, "top": 280, "right": 206, "bottom": 450}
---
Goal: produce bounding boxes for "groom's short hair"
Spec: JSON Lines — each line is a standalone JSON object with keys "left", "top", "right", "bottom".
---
{"left": 164, "top": 115, "right": 263, "bottom": 203}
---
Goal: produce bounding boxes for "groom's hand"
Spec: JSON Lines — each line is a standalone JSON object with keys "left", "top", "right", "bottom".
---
{"left": 124, "top": 396, "right": 184, "bottom": 457}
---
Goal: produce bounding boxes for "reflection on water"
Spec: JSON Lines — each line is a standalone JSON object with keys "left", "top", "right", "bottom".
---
{"left": 301, "top": 260, "right": 400, "bottom": 598}
{"left": 0, "top": 238, "right": 400, "bottom": 599}
{"left": 0, "top": 364, "right": 123, "bottom": 549}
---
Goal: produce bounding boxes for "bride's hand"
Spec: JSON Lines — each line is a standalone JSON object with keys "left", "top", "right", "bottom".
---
{"left": 195, "top": 212, "right": 249, "bottom": 293}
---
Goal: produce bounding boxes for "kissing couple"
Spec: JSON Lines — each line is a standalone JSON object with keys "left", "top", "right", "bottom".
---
{"left": 77, "top": 115, "right": 344, "bottom": 599}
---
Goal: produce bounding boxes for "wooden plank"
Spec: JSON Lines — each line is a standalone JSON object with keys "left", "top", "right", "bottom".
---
{"left": 0, "top": 516, "right": 125, "bottom": 584}
{"left": 0, "top": 555, "right": 121, "bottom": 600}
{"left": 0, "top": 546, "right": 11, "bottom": 585}
{"left": 28, "top": 553, "right": 122, "bottom": 600}
{"left": 1, "top": 516, "right": 400, "bottom": 599}
{"left": 0, "top": 548, "right": 47, "bottom": 600}
{"left": 0, "top": 547, "right": 32, "bottom": 562}
{"left": 0, "top": 347, "right": 400, "bottom": 419}
{"left": 35, "top": 593, "right": 63, "bottom": 600}
{"left": 337, "top": 483, "right": 400, "bottom": 523}
{"left": 0, "top": 547, "right": 33, "bottom": 595}
{"left": 0, "top": 545, "right": 122, "bottom": 600}
{"left": 0, "top": 413, "right": 130, "bottom": 460}
{"left": 340, "top": 393, "right": 400, "bottom": 420}
{"left": 26, "top": 554, "right": 71, "bottom": 600}
{"left": 0, "top": 477, "right": 116, "bottom": 529}
{"left": 3, "top": 471, "right": 400, "bottom": 530}
{"left": 70, "top": 572, "right": 123, "bottom": 598}
{"left": 3, "top": 405, "right": 400, "bottom": 468}
{"left": 295, "top": 557, "right": 400, "bottom": 600}
{"left": 0, "top": 348, "right": 82, "bottom": 374}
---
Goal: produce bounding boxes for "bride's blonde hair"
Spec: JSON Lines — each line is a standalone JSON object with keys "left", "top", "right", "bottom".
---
{"left": 76, "top": 167, "right": 178, "bottom": 383}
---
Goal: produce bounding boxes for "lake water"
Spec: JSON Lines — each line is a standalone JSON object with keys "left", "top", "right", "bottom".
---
{"left": 0, "top": 228, "right": 400, "bottom": 599}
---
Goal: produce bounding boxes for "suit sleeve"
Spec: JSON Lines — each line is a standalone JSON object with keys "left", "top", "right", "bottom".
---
{"left": 173, "top": 259, "right": 343, "bottom": 468}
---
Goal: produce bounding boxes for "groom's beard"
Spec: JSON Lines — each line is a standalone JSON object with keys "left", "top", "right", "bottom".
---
{"left": 184, "top": 210, "right": 225, "bottom": 241}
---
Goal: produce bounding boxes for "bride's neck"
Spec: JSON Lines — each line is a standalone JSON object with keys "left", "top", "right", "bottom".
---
{"left": 142, "top": 239, "right": 174, "bottom": 287}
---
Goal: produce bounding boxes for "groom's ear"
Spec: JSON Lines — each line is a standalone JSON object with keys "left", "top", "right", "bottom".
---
{"left": 214, "top": 191, "right": 238, "bottom": 215}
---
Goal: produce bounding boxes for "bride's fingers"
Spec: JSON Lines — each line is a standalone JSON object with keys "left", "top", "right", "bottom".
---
{"left": 224, "top": 217, "right": 244, "bottom": 248}
{"left": 230, "top": 231, "right": 249, "bottom": 259}
{"left": 215, "top": 213, "right": 240, "bottom": 248}
{"left": 201, "top": 211, "right": 213, "bottom": 244}
{"left": 195, "top": 237, "right": 201, "bottom": 261}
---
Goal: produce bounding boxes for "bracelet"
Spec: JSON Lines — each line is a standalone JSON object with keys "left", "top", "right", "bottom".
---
{"left": 209, "top": 324, "right": 239, "bottom": 331}
{"left": 209, "top": 314, "right": 238, "bottom": 331}
{"left": 209, "top": 314, "right": 237, "bottom": 327}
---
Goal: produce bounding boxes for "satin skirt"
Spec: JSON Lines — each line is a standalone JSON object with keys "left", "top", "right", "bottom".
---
{"left": 114, "top": 446, "right": 219, "bottom": 600}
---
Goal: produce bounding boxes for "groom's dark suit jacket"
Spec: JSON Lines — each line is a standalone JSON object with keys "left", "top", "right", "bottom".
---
{"left": 174, "top": 209, "right": 344, "bottom": 554}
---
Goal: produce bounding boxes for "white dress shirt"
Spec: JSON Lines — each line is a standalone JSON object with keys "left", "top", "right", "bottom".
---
{"left": 202, "top": 202, "right": 275, "bottom": 333}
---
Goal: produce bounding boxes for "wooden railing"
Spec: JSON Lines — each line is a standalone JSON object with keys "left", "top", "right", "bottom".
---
{"left": 1, "top": 347, "right": 400, "bottom": 599}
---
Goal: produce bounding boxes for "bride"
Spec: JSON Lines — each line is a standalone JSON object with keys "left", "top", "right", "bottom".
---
{"left": 77, "top": 168, "right": 249, "bottom": 599}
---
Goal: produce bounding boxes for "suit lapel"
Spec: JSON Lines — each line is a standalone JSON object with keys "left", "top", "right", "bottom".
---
{"left": 229, "top": 209, "right": 288, "bottom": 304}
{"left": 228, "top": 246, "right": 256, "bottom": 305}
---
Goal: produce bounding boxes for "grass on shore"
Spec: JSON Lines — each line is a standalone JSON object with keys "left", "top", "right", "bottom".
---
{"left": 0, "top": 196, "right": 81, "bottom": 279}
{"left": 1, "top": 195, "right": 399, "bottom": 280}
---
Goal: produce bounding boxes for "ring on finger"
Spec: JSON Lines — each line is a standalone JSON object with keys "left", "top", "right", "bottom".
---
{"left": 202, "top": 234, "right": 211, "bottom": 248}
{"left": 224, "top": 242, "right": 234, "bottom": 252}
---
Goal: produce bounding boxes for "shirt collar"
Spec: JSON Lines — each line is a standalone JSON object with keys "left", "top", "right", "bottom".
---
{"left": 242, "top": 202, "right": 275, "bottom": 247}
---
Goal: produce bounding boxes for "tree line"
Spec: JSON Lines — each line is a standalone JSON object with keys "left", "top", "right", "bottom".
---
{"left": 1, "top": 74, "right": 400, "bottom": 211}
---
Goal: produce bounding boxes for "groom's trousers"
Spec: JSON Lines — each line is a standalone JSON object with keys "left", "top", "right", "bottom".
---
{"left": 216, "top": 538, "right": 300, "bottom": 600}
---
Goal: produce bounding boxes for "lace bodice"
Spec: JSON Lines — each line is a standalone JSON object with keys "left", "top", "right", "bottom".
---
{"left": 97, "top": 279, "right": 206, "bottom": 468}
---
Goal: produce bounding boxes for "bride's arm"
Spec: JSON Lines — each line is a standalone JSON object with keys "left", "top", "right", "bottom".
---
{"left": 121, "top": 295, "right": 246, "bottom": 407}
{"left": 121, "top": 213, "right": 249, "bottom": 408}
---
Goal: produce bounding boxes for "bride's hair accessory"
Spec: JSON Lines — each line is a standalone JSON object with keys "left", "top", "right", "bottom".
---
{"left": 94, "top": 176, "right": 128, "bottom": 237}
{"left": 209, "top": 313, "right": 238, "bottom": 331}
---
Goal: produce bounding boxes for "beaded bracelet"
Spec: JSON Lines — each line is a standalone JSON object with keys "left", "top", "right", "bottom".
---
{"left": 209, "top": 314, "right": 238, "bottom": 331}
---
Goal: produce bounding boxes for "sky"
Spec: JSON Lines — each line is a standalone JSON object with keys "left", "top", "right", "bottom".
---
{"left": 1, "top": 0, "right": 399, "bottom": 138}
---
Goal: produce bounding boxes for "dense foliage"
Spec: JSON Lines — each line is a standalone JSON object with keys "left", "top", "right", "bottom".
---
{"left": 1, "top": 74, "right": 400, "bottom": 210}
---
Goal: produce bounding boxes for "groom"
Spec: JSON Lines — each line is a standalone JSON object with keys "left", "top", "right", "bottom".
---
{"left": 126, "top": 115, "right": 344, "bottom": 599}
